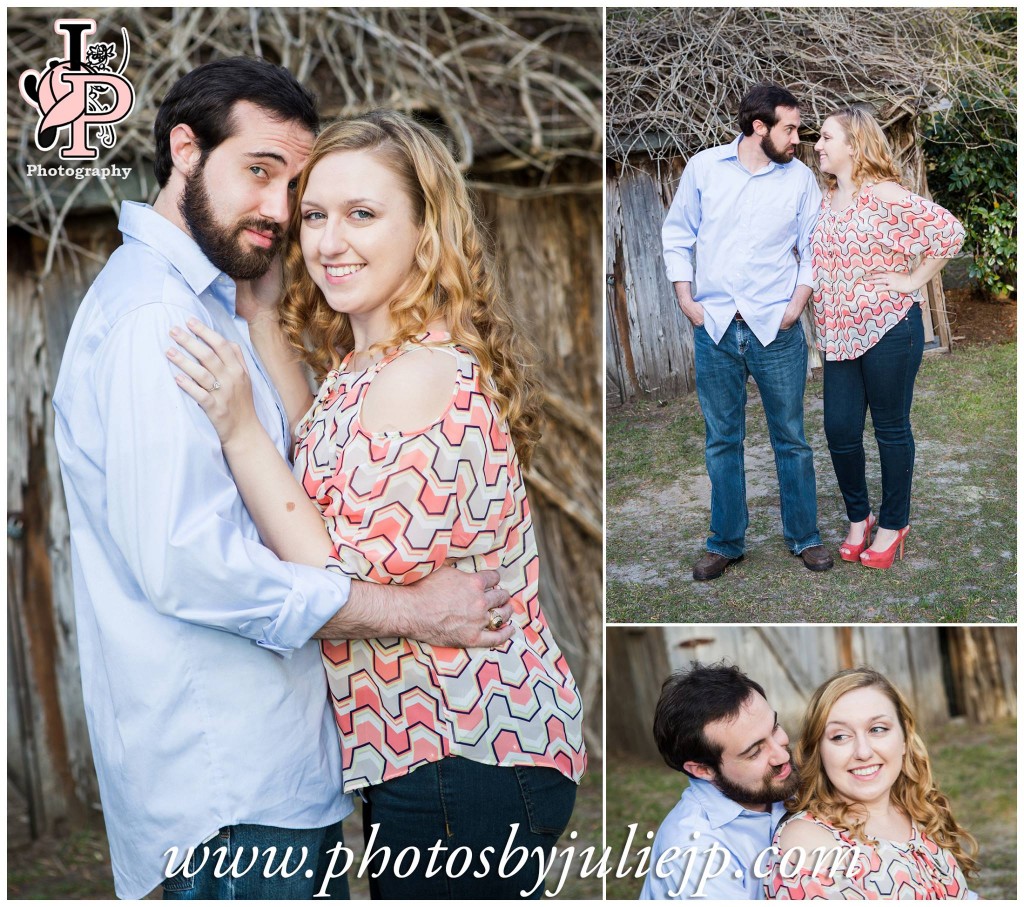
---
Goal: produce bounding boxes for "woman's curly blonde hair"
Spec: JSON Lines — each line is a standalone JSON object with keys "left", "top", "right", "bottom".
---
{"left": 280, "top": 109, "right": 543, "bottom": 468}
{"left": 819, "top": 106, "right": 903, "bottom": 192}
{"left": 787, "top": 667, "right": 978, "bottom": 878}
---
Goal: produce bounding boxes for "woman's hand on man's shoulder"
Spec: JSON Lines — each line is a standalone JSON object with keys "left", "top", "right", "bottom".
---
{"left": 361, "top": 347, "right": 458, "bottom": 434}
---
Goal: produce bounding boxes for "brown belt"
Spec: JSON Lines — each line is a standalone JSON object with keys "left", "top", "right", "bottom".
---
{"left": 734, "top": 312, "right": 744, "bottom": 322}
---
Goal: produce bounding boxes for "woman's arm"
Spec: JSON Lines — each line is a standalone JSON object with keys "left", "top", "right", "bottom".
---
{"left": 867, "top": 181, "right": 965, "bottom": 294}
{"left": 167, "top": 318, "right": 333, "bottom": 568}
{"left": 169, "top": 326, "right": 518, "bottom": 646}
{"left": 869, "top": 255, "right": 952, "bottom": 296}
{"left": 234, "top": 261, "right": 314, "bottom": 435}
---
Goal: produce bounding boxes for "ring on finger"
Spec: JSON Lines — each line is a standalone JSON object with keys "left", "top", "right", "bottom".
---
{"left": 211, "top": 380, "right": 222, "bottom": 391}
{"left": 486, "top": 609, "right": 505, "bottom": 631}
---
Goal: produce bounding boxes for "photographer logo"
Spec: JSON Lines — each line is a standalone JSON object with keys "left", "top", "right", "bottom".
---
{"left": 18, "top": 18, "right": 135, "bottom": 161}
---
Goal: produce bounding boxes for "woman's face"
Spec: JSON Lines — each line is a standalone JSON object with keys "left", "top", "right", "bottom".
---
{"left": 814, "top": 116, "right": 853, "bottom": 176}
{"left": 299, "top": 149, "right": 421, "bottom": 332}
{"left": 819, "top": 685, "right": 906, "bottom": 809}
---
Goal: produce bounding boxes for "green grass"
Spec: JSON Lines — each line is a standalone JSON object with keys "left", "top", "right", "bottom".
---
{"left": 607, "top": 343, "right": 1017, "bottom": 623}
{"left": 604, "top": 718, "right": 1016, "bottom": 900}
{"left": 6, "top": 764, "right": 603, "bottom": 900}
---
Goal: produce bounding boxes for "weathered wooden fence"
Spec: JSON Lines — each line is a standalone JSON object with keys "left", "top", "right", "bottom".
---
{"left": 606, "top": 625, "right": 1016, "bottom": 762}
{"left": 8, "top": 222, "right": 119, "bottom": 836}
{"left": 607, "top": 138, "right": 954, "bottom": 406}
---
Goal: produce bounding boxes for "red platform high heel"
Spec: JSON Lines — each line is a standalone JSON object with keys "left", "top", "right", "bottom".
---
{"left": 860, "top": 526, "right": 911, "bottom": 570}
{"left": 839, "top": 513, "right": 876, "bottom": 563}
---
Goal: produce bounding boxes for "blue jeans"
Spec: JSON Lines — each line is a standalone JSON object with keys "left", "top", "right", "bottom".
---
{"left": 694, "top": 319, "right": 822, "bottom": 557}
{"left": 162, "top": 820, "right": 349, "bottom": 899}
{"left": 361, "top": 757, "right": 577, "bottom": 899}
{"left": 823, "top": 304, "right": 924, "bottom": 530}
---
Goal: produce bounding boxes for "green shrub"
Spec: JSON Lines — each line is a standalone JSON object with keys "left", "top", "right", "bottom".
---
{"left": 922, "top": 9, "right": 1016, "bottom": 300}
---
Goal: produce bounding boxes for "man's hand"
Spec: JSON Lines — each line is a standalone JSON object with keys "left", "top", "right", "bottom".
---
{"left": 780, "top": 286, "right": 812, "bottom": 330}
{"left": 674, "top": 281, "right": 704, "bottom": 327}
{"left": 314, "top": 567, "right": 514, "bottom": 648}
{"left": 779, "top": 297, "right": 807, "bottom": 331}
{"left": 235, "top": 254, "right": 285, "bottom": 325}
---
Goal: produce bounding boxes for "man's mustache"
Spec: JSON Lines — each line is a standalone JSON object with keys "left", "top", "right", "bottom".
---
{"left": 236, "top": 218, "right": 284, "bottom": 242}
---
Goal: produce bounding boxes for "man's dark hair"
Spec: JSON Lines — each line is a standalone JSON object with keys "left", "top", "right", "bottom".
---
{"left": 153, "top": 57, "right": 319, "bottom": 187}
{"left": 737, "top": 82, "right": 800, "bottom": 136}
{"left": 653, "top": 662, "right": 767, "bottom": 777}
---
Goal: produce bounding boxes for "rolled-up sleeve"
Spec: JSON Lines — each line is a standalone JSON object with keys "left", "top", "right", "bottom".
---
{"left": 95, "top": 300, "right": 350, "bottom": 655}
{"left": 663, "top": 160, "right": 701, "bottom": 284}
{"left": 795, "top": 172, "right": 823, "bottom": 289}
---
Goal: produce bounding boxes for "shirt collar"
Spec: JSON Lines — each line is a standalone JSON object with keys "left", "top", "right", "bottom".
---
{"left": 717, "top": 134, "right": 743, "bottom": 162}
{"left": 118, "top": 200, "right": 226, "bottom": 298}
{"left": 688, "top": 777, "right": 787, "bottom": 831}
{"left": 717, "top": 133, "right": 789, "bottom": 175}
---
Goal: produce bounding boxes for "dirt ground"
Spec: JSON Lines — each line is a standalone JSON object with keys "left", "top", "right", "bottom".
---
{"left": 945, "top": 286, "right": 1016, "bottom": 345}
{"left": 607, "top": 291, "right": 1017, "bottom": 623}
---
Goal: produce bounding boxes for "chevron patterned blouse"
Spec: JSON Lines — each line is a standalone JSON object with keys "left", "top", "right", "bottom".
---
{"left": 811, "top": 183, "right": 965, "bottom": 361}
{"left": 765, "top": 811, "right": 971, "bottom": 899}
{"left": 293, "top": 332, "right": 586, "bottom": 792}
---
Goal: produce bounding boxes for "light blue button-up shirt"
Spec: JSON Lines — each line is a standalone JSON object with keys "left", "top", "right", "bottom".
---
{"left": 53, "top": 202, "right": 354, "bottom": 899}
{"left": 640, "top": 778, "right": 787, "bottom": 900}
{"left": 662, "top": 135, "right": 822, "bottom": 347}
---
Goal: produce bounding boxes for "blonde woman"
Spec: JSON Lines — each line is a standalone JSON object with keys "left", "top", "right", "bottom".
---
{"left": 765, "top": 668, "right": 977, "bottom": 898}
{"left": 812, "top": 107, "right": 964, "bottom": 568}
{"left": 170, "top": 110, "right": 585, "bottom": 899}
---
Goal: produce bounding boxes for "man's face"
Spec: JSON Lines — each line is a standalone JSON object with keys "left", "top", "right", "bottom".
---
{"left": 757, "top": 105, "right": 802, "bottom": 165}
{"left": 703, "top": 692, "right": 800, "bottom": 810}
{"left": 179, "top": 101, "right": 313, "bottom": 280}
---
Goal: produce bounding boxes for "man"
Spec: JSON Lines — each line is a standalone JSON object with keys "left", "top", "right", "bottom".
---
{"left": 53, "top": 58, "right": 514, "bottom": 900}
{"left": 640, "top": 663, "right": 799, "bottom": 899}
{"left": 663, "top": 82, "right": 833, "bottom": 580}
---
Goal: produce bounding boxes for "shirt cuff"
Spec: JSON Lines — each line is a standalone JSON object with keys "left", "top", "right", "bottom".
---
{"left": 244, "top": 565, "right": 352, "bottom": 656}
{"left": 665, "top": 254, "right": 695, "bottom": 285}
{"left": 796, "top": 262, "right": 814, "bottom": 289}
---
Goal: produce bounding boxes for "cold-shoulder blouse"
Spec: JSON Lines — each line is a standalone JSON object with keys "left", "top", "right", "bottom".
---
{"left": 811, "top": 183, "right": 964, "bottom": 361}
{"left": 292, "top": 331, "right": 587, "bottom": 792}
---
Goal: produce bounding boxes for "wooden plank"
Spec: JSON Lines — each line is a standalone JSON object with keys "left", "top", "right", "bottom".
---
{"left": 948, "top": 628, "right": 1017, "bottom": 723}
{"left": 756, "top": 626, "right": 817, "bottom": 699}
{"left": 606, "top": 176, "right": 635, "bottom": 404}
{"left": 606, "top": 627, "right": 671, "bottom": 762}
{"left": 616, "top": 167, "right": 694, "bottom": 399}
{"left": 474, "top": 178, "right": 604, "bottom": 755}
{"left": 7, "top": 256, "right": 83, "bottom": 834}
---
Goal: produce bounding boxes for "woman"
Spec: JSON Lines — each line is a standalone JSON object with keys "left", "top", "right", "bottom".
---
{"left": 169, "top": 110, "right": 586, "bottom": 899}
{"left": 765, "top": 668, "right": 977, "bottom": 899}
{"left": 811, "top": 107, "right": 965, "bottom": 568}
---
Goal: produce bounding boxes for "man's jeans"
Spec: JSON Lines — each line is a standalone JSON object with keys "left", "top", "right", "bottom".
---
{"left": 694, "top": 319, "right": 822, "bottom": 558}
{"left": 162, "top": 820, "right": 349, "bottom": 899}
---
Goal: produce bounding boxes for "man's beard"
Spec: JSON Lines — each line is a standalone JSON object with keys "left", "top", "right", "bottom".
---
{"left": 761, "top": 131, "right": 796, "bottom": 166}
{"left": 179, "top": 161, "right": 283, "bottom": 280}
{"left": 713, "top": 759, "right": 800, "bottom": 807}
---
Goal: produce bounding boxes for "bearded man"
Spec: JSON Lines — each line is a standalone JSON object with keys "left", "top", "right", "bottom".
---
{"left": 53, "top": 57, "right": 513, "bottom": 900}
{"left": 640, "top": 663, "right": 801, "bottom": 899}
{"left": 662, "top": 82, "right": 833, "bottom": 580}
